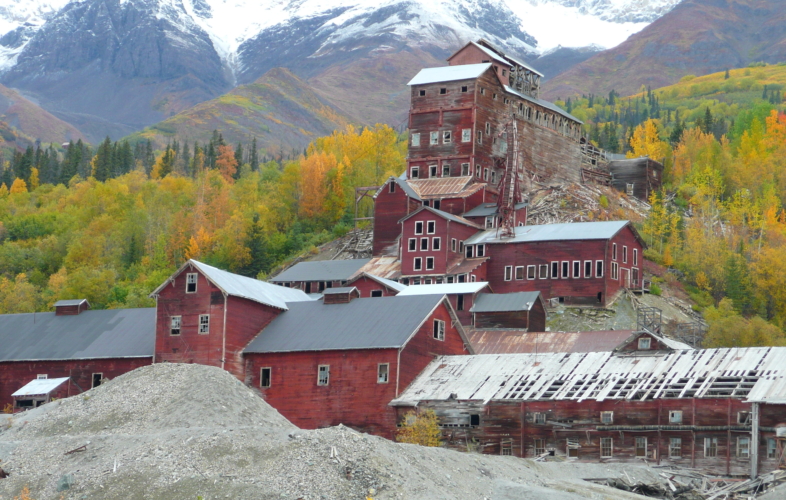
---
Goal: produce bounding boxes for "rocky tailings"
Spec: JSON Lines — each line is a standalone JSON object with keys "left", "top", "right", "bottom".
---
{"left": 0, "top": 363, "right": 662, "bottom": 500}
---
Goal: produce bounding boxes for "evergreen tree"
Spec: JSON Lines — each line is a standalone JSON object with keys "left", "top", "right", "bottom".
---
{"left": 144, "top": 140, "right": 155, "bottom": 174}
{"left": 669, "top": 120, "right": 685, "bottom": 146}
{"left": 60, "top": 141, "right": 79, "bottom": 184}
{"left": 181, "top": 140, "right": 191, "bottom": 177}
{"left": 724, "top": 68, "right": 730, "bottom": 80}
{"left": 234, "top": 142, "right": 244, "bottom": 179}
{"left": 763, "top": 85, "right": 769, "bottom": 101}
{"left": 250, "top": 137, "right": 259, "bottom": 172}
{"left": 93, "top": 136, "right": 113, "bottom": 181}
{"left": 14, "top": 146, "right": 34, "bottom": 182}
{"left": 724, "top": 253, "right": 755, "bottom": 316}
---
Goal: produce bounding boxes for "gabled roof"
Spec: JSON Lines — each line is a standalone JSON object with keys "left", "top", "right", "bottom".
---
{"left": 0, "top": 308, "right": 155, "bottom": 362}
{"left": 322, "top": 287, "right": 358, "bottom": 295}
{"left": 12, "top": 377, "right": 70, "bottom": 397}
{"left": 469, "top": 330, "right": 635, "bottom": 355}
{"left": 392, "top": 347, "right": 786, "bottom": 406}
{"left": 406, "top": 176, "right": 482, "bottom": 199}
{"left": 464, "top": 220, "right": 633, "bottom": 245}
{"left": 463, "top": 202, "right": 527, "bottom": 218}
{"left": 347, "top": 273, "right": 407, "bottom": 293}
{"left": 614, "top": 330, "right": 694, "bottom": 352}
{"left": 447, "top": 41, "right": 509, "bottom": 66}
{"left": 399, "top": 206, "right": 481, "bottom": 229}
{"left": 244, "top": 295, "right": 469, "bottom": 353}
{"left": 408, "top": 63, "right": 492, "bottom": 86}
{"left": 397, "top": 282, "right": 489, "bottom": 296}
{"left": 270, "top": 259, "right": 371, "bottom": 284}
{"left": 152, "top": 260, "right": 312, "bottom": 310}
{"left": 53, "top": 299, "right": 89, "bottom": 307}
{"left": 470, "top": 292, "right": 542, "bottom": 313}
{"left": 374, "top": 176, "right": 421, "bottom": 201}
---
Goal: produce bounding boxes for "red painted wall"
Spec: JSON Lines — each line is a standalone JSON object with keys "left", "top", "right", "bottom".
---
{"left": 373, "top": 182, "right": 418, "bottom": 255}
{"left": 348, "top": 276, "right": 401, "bottom": 298}
{"left": 399, "top": 210, "right": 479, "bottom": 277}
{"left": 0, "top": 357, "right": 151, "bottom": 409}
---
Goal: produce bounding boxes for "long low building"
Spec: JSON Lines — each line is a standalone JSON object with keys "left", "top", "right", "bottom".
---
{"left": 392, "top": 340, "right": 786, "bottom": 478}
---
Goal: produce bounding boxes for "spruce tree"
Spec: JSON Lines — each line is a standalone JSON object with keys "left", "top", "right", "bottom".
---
{"left": 93, "top": 136, "right": 113, "bottom": 181}
{"left": 250, "top": 137, "right": 259, "bottom": 172}
{"left": 60, "top": 141, "right": 80, "bottom": 185}
{"left": 724, "top": 68, "right": 730, "bottom": 80}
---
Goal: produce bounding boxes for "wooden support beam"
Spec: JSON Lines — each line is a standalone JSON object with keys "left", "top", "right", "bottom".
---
{"left": 751, "top": 402, "right": 760, "bottom": 479}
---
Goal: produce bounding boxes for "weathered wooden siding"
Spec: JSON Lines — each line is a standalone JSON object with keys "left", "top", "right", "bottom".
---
{"left": 0, "top": 357, "right": 151, "bottom": 408}
{"left": 609, "top": 158, "right": 664, "bottom": 202}
{"left": 373, "top": 182, "right": 416, "bottom": 255}
{"left": 399, "top": 211, "right": 478, "bottom": 277}
{"left": 474, "top": 310, "right": 530, "bottom": 329}
{"left": 529, "top": 299, "right": 547, "bottom": 332}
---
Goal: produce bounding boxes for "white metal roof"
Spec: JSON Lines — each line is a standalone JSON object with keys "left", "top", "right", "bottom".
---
{"left": 471, "top": 41, "right": 509, "bottom": 65}
{"left": 392, "top": 347, "right": 786, "bottom": 406}
{"left": 464, "top": 221, "right": 629, "bottom": 245}
{"left": 150, "top": 260, "right": 313, "bottom": 311}
{"left": 396, "top": 282, "right": 489, "bottom": 296}
{"left": 349, "top": 273, "right": 407, "bottom": 292}
{"left": 13, "top": 377, "right": 69, "bottom": 397}
{"left": 408, "top": 63, "right": 492, "bottom": 86}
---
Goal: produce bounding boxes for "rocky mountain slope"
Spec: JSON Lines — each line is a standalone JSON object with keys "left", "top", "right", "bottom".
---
{"left": 543, "top": 0, "right": 786, "bottom": 99}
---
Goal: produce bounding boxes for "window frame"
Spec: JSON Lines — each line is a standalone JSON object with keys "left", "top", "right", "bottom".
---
{"left": 561, "top": 261, "right": 570, "bottom": 279}
{"left": 425, "top": 257, "right": 435, "bottom": 270}
{"left": 623, "top": 245, "right": 628, "bottom": 264}
{"left": 377, "top": 363, "right": 389, "bottom": 384}
{"left": 410, "top": 166, "right": 419, "bottom": 179}
{"left": 408, "top": 238, "right": 416, "bottom": 252}
{"left": 432, "top": 237, "right": 441, "bottom": 251}
{"left": 429, "top": 131, "right": 438, "bottom": 145}
{"left": 389, "top": 181, "right": 396, "bottom": 193}
{"left": 504, "top": 265, "right": 513, "bottom": 281}
{"left": 426, "top": 221, "right": 436, "bottom": 234}
{"left": 198, "top": 314, "right": 210, "bottom": 335}
{"left": 705, "top": 437, "right": 718, "bottom": 457}
{"left": 584, "top": 260, "right": 592, "bottom": 278}
{"left": 612, "top": 243, "right": 617, "bottom": 261}
{"left": 413, "top": 257, "right": 422, "bottom": 271}
{"left": 476, "top": 131, "right": 482, "bottom": 144}
{"left": 461, "top": 129, "right": 471, "bottom": 142}
{"left": 420, "top": 237, "right": 429, "bottom": 251}
{"left": 414, "top": 221, "right": 423, "bottom": 235}
{"left": 600, "top": 437, "right": 613, "bottom": 458}
{"left": 539, "top": 264, "right": 549, "bottom": 279}
{"left": 669, "top": 410, "right": 683, "bottom": 424}
{"left": 476, "top": 244, "right": 485, "bottom": 257}
{"left": 768, "top": 438, "right": 778, "bottom": 459}
{"left": 433, "top": 319, "right": 445, "bottom": 341}
{"left": 670, "top": 437, "right": 682, "bottom": 458}
{"left": 170, "top": 315, "right": 182, "bottom": 336}
{"left": 461, "top": 163, "right": 470, "bottom": 175}
{"left": 638, "top": 337, "right": 652, "bottom": 349}
{"left": 429, "top": 164, "right": 438, "bottom": 177}
{"left": 600, "top": 411, "right": 614, "bottom": 424}
{"left": 443, "top": 131, "right": 451, "bottom": 144}
{"left": 317, "top": 365, "right": 330, "bottom": 386}
{"left": 442, "top": 164, "right": 451, "bottom": 177}
{"left": 596, "top": 260, "right": 604, "bottom": 278}
{"left": 186, "top": 273, "right": 198, "bottom": 293}
{"left": 411, "top": 133, "right": 420, "bottom": 147}
{"left": 572, "top": 260, "right": 581, "bottom": 278}
{"left": 260, "top": 367, "right": 271, "bottom": 388}
{"left": 533, "top": 412, "right": 546, "bottom": 424}
{"left": 534, "top": 439, "right": 546, "bottom": 456}
{"left": 633, "top": 248, "right": 638, "bottom": 266}
{"left": 635, "top": 436, "right": 647, "bottom": 458}
{"left": 738, "top": 437, "right": 750, "bottom": 458}
{"left": 551, "top": 261, "right": 559, "bottom": 279}
{"left": 451, "top": 238, "right": 457, "bottom": 252}
{"left": 91, "top": 373, "right": 103, "bottom": 388}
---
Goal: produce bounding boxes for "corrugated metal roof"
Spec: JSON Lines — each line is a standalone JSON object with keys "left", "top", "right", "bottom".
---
{"left": 408, "top": 63, "right": 492, "bottom": 86}
{"left": 465, "top": 220, "right": 629, "bottom": 245}
{"left": 401, "top": 206, "right": 480, "bottom": 229}
{"left": 354, "top": 257, "right": 401, "bottom": 280}
{"left": 504, "top": 85, "right": 583, "bottom": 124}
{"left": 244, "top": 295, "right": 446, "bottom": 353}
{"left": 446, "top": 257, "right": 488, "bottom": 276}
{"left": 397, "top": 282, "right": 489, "bottom": 296}
{"left": 0, "top": 308, "right": 155, "bottom": 361}
{"left": 470, "top": 292, "right": 541, "bottom": 312}
{"left": 53, "top": 299, "right": 88, "bottom": 307}
{"left": 407, "top": 177, "right": 481, "bottom": 199}
{"left": 374, "top": 176, "right": 421, "bottom": 201}
{"left": 348, "top": 273, "right": 407, "bottom": 292}
{"left": 392, "top": 347, "right": 786, "bottom": 406}
{"left": 12, "top": 377, "right": 70, "bottom": 397}
{"left": 470, "top": 41, "right": 509, "bottom": 65}
{"left": 463, "top": 202, "right": 527, "bottom": 217}
{"left": 469, "top": 330, "right": 635, "bottom": 355}
{"left": 323, "top": 287, "right": 357, "bottom": 294}
{"left": 271, "top": 259, "right": 371, "bottom": 284}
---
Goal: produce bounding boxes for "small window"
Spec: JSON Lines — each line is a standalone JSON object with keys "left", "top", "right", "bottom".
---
{"left": 600, "top": 411, "right": 613, "bottom": 424}
{"left": 461, "top": 85, "right": 468, "bottom": 92}
{"left": 37, "top": 374, "right": 47, "bottom": 379}
{"left": 408, "top": 238, "right": 416, "bottom": 251}
{"left": 534, "top": 439, "right": 546, "bottom": 456}
{"left": 502, "top": 69, "right": 507, "bottom": 77}
{"left": 514, "top": 266, "right": 524, "bottom": 280}
{"left": 198, "top": 314, "right": 210, "bottom": 334}
{"left": 551, "top": 262, "right": 559, "bottom": 279}
{"left": 611, "top": 262, "right": 619, "bottom": 280}
{"left": 260, "top": 368, "right": 271, "bottom": 388}
{"left": 705, "top": 437, "right": 718, "bottom": 457}
{"left": 612, "top": 243, "right": 617, "bottom": 261}
{"left": 533, "top": 412, "right": 546, "bottom": 424}
{"left": 461, "top": 162, "right": 470, "bottom": 175}
{"left": 669, "top": 410, "right": 683, "bottom": 424}
{"left": 572, "top": 261, "right": 580, "bottom": 278}
{"left": 470, "top": 274, "right": 476, "bottom": 282}
{"left": 430, "top": 131, "right": 438, "bottom": 145}
{"left": 501, "top": 440, "right": 512, "bottom": 456}
{"left": 485, "top": 123, "right": 491, "bottom": 135}
{"left": 638, "top": 337, "right": 651, "bottom": 349}
{"left": 491, "top": 171, "right": 496, "bottom": 184}
{"left": 170, "top": 315, "right": 182, "bottom": 335}
{"left": 443, "top": 131, "right": 451, "bottom": 144}
{"left": 768, "top": 438, "right": 778, "bottom": 459}
{"left": 419, "top": 89, "right": 426, "bottom": 96}
{"left": 421, "top": 238, "right": 429, "bottom": 251}
{"left": 426, "top": 257, "right": 434, "bottom": 270}
{"left": 476, "top": 244, "right": 485, "bottom": 257}
{"left": 738, "top": 411, "right": 751, "bottom": 424}
{"left": 492, "top": 93, "right": 497, "bottom": 100}
{"left": 525, "top": 265, "right": 535, "bottom": 280}
{"left": 442, "top": 165, "right": 451, "bottom": 177}
{"left": 600, "top": 437, "right": 613, "bottom": 458}
{"left": 451, "top": 238, "right": 457, "bottom": 252}
{"left": 596, "top": 261, "right": 604, "bottom": 278}
{"left": 186, "top": 273, "right": 198, "bottom": 293}
{"left": 371, "top": 290, "right": 383, "bottom": 297}
{"left": 635, "top": 437, "right": 647, "bottom": 458}
{"left": 626, "top": 183, "right": 635, "bottom": 195}
{"left": 539, "top": 264, "right": 549, "bottom": 279}
{"left": 389, "top": 181, "right": 396, "bottom": 193}
{"left": 466, "top": 245, "right": 473, "bottom": 258}
{"left": 439, "top": 87, "right": 446, "bottom": 95}
{"left": 433, "top": 319, "right": 445, "bottom": 341}
{"left": 461, "top": 129, "right": 471, "bottom": 142}
{"left": 92, "top": 373, "right": 103, "bottom": 388}
{"left": 427, "top": 221, "right": 436, "bottom": 234}
{"left": 317, "top": 365, "right": 330, "bottom": 386}
{"left": 476, "top": 131, "right": 482, "bottom": 144}
{"left": 432, "top": 237, "right": 441, "bottom": 251}
{"left": 561, "top": 261, "right": 569, "bottom": 279}
{"left": 411, "top": 133, "right": 420, "bottom": 147}
{"left": 480, "top": 87, "right": 485, "bottom": 95}
{"left": 483, "top": 168, "right": 489, "bottom": 181}
{"left": 485, "top": 216, "right": 495, "bottom": 228}
{"left": 504, "top": 266, "right": 513, "bottom": 281}
{"left": 459, "top": 242, "right": 464, "bottom": 254}
{"left": 411, "top": 166, "right": 419, "bottom": 179}
{"left": 457, "top": 294, "right": 465, "bottom": 311}
{"left": 738, "top": 437, "right": 750, "bottom": 458}
{"left": 476, "top": 165, "right": 481, "bottom": 178}
{"left": 633, "top": 248, "right": 638, "bottom": 266}
{"left": 378, "top": 363, "right": 389, "bottom": 383}
{"left": 429, "top": 165, "right": 438, "bottom": 177}
{"left": 413, "top": 257, "right": 422, "bottom": 271}
{"left": 670, "top": 437, "right": 682, "bottom": 458}
{"left": 584, "top": 261, "right": 592, "bottom": 278}
{"left": 623, "top": 246, "right": 628, "bottom": 264}
{"left": 567, "top": 438, "right": 580, "bottom": 458}
{"left": 415, "top": 221, "right": 423, "bottom": 235}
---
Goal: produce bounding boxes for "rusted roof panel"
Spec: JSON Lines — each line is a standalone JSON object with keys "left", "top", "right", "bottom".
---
{"left": 353, "top": 257, "right": 401, "bottom": 280}
{"left": 468, "top": 329, "right": 634, "bottom": 355}
{"left": 447, "top": 257, "right": 488, "bottom": 276}
{"left": 407, "top": 177, "right": 483, "bottom": 199}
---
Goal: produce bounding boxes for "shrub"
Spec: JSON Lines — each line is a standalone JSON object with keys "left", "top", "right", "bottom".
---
{"left": 649, "top": 283, "right": 662, "bottom": 296}
{"left": 396, "top": 410, "right": 442, "bottom": 447}
{"left": 599, "top": 195, "right": 609, "bottom": 208}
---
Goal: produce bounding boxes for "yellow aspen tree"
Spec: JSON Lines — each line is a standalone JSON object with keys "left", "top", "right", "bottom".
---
{"left": 627, "top": 119, "right": 670, "bottom": 162}
{"left": 29, "top": 167, "right": 39, "bottom": 190}
{"left": 0, "top": 183, "right": 8, "bottom": 198}
{"left": 9, "top": 177, "right": 27, "bottom": 194}
{"left": 299, "top": 151, "right": 335, "bottom": 218}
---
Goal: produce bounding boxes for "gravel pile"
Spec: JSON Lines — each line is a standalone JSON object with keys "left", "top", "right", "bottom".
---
{"left": 1, "top": 363, "right": 661, "bottom": 500}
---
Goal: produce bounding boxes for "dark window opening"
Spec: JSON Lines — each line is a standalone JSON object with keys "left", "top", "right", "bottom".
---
{"left": 305, "top": 282, "right": 312, "bottom": 294}
{"left": 389, "top": 182, "right": 395, "bottom": 193}
{"left": 461, "top": 86, "right": 468, "bottom": 92}
{"left": 260, "top": 368, "right": 271, "bottom": 388}
{"left": 439, "top": 88, "right": 447, "bottom": 95}
{"left": 92, "top": 373, "right": 103, "bottom": 388}
{"left": 457, "top": 294, "right": 465, "bottom": 311}
{"left": 419, "top": 89, "right": 426, "bottom": 96}
{"left": 433, "top": 200, "right": 441, "bottom": 210}
{"left": 371, "top": 290, "right": 383, "bottom": 297}
{"left": 470, "top": 414, "right": 480, "bottom": 426}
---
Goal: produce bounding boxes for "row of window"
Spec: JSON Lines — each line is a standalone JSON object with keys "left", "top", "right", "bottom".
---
{"left": 411, "top": 130, "right": 471, "bottom": 148}
{"left": 408, "top": 237, "right": 442, "bottom": 252}
{"left": 504, "top": 261, "right": 605, "bottom": 281}
{"left": 170, "top": 314, "right": 209, "bottom": 335}
{"left": 524, "top": 436, "right": 778, "bottom": 459}
{"left": 612, "top": 243, "right": 638, "bottom": 266}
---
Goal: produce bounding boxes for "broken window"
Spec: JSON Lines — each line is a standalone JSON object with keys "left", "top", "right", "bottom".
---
{"left": 480, "top": 88, "right": 485, "bottom": 95}
{"left": 433, "top": 237, "right": 441, "bottom": 251}
{"left": 443, "top": 131, "right": 451, "bottom": 144}
{"left": 92, "top": 373, "right": 103, "bottom": 388}
{"left": 534, "top": 439, "right": 546, "bottom": 456}
{"left": 768, "top": 438, "right": 778, "bottom": 459}
{"left": 317, "top": 365, "right": 330, "bottom": 386}
{"left": 260, "top": 368, "right": 271, "bottom": 388}
{"left": 451, "top": 238, "right": 457, "bottom": 252}
{"left": 638, "top": 337, "right": 651, "bottom": 349}
{"left": 411, "top": 133, "right": 420, "bottom": 147}
{"left": 457, "top": 294, "right": 464, "bottom": 311}
{"left": 426, "top": 257, "right": 434, "bottom": 270}
{"left": 483, "top": 168, "right": 489, "bottom": 181}
{"left": 415, "top": 221, "right": 424, "bottom": 235}
{"left": 669, "top": 410, "right": 683, "bottom": 424}
{"left": 504, "top": 266, "right": 513, "bottom": 281}
{"left": 485, "top": 122, "right": 491, "bottom": 135}
{"left": 567, "top": 439, "right": 580, "bottom": 458}
{"left": 413, "top": 257, "right": 422, "bottom": 271}
{"left": 433, "top": 319, "right": 445, "bottom": 341}
{"left": 485, "top": 216, "right": 495, "bottom": 228}
{"left": 513, "top": 266, "right": 524, "bottom": 280}
{"left": 500, "top": 440, "right": 512, "bottom": 456}
{"left": 198, "top": 314, "right": 210, "bottom": 334}
{"left": 539, "top": 264, "right": 549, "bottom": 279}
{"left": 670, "top": 437, "right": 682, "bottom": 458}
{"left": 430, "top": 131, "right": 438, "bottom": 145}
{"left": 600, "top": 411, "right": 614, "bottom": 424}
{"left": 491, "top": 171, "right": 496, "bottom": 184}
{"left": 186, "top": 273, "right": 198, "bottom": 293}
{"left": 462, "top": 129, "right": 471, "bottom": 142}
{"left": 427, "top": 221, "right": 436, "bottom": 234}
{"left": 411, "top": 166, "right": 419, "bottom": 179}
{"left": 626, "top": 183, "right": 635, "bottom": 196}
{"left": 533, "top": 412, "right": 546, "bottom": 424}
{"left": 470, "top": 414, "right": 480, "bottom": 426}
{"left": 442, "top": 165, "right": 451, "bottom": 177}
{"left": 738, "top": 411, "right": 751, "bottom": 424}
{"left": 525, "top": 266, "right": 534, "bottom": 280}
{"left": 705, "top": 437, "right": 718, "bottom": 457}
{"left": 377, "top": 363, "right": 389, "bottom": 383}
{"left": 170, "top": 315, "right": 181, "bottom": 335}
{"left": 600, "top": 438, "right": 613, "bottom": 458}
{"left": 408, "top": 238, "right": 416, "bottom": 251}
{"left": 429, "top": 165, "right": 438, "bottom": 177}
{"left": 635, "top": 437, "right": 647, "bottom": 457}
{"left": 461, "top": 162, "right": 470, "bottom": 175}
{"left": 738, "top": 437, "right": 750, "bottom": 458}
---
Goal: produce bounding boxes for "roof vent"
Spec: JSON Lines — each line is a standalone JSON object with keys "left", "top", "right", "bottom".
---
{"left": 322, "top": 287, "right": 360, "bottom": 305}
{"left": 54, "top": 299, "right": 90, "bottom": 316}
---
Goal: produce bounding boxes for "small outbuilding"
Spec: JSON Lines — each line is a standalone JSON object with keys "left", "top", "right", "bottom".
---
{"left": 470, "top": 291, "right": 546, "bottom": 330}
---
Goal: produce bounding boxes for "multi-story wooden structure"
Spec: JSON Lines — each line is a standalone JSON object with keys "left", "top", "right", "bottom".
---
{"left": 393, "top": 341, "right": 786, "bottom": 478}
